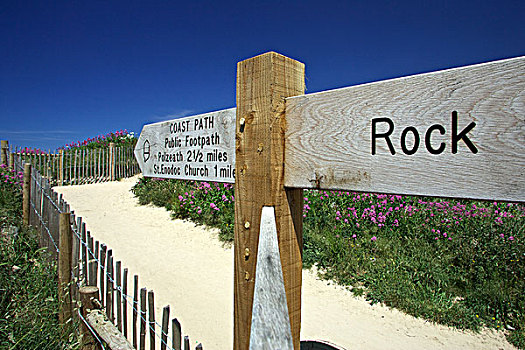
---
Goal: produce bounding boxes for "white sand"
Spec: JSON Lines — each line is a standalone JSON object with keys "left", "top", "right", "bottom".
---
{"left": 55, "top": 176, "right": 515, "bottom": 350}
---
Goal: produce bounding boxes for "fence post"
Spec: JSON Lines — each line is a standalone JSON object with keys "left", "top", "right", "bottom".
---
{"left": 110, "top": 142, "right": 116, "bottom": 181}
{"left": 234, "top": 52, "right": 305, "bottom": 349}
{"left": 23, "top": 163, "right": 32, "bottom": 226}
{"left": 9, "top": 153, "right": 14, "bottom": 171}
{"left": 59, "top": 212, "right": 73, "bottom": 328}
{"left": 59, "top": 149, "right": 64, "bottom": 185}
{"left": 79, "top": 286, "right": 101, "bottom": 350}
{"left": 1, "top": 140, "right": 8, "bottom": 166}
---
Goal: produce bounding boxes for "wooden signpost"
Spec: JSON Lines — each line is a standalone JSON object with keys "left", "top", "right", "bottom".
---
{"left": 285, "top": 56, "right": 525, "bottom": 202}
{"left": 135, "top": 52, "right": 525, "bottom": 349}
{"left": 134, "top": 108, "right": 236, "bottom": 183}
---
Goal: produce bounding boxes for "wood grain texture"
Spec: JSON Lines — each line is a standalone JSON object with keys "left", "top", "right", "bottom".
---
{"left": 235, "top": 52, "right": 305, "bottom": 350}
{"left": 85, "top": 309, "right": 134, "bottom": 350}
{"left": 285, "top": 56, "right": 525, "bottom": 201}
{"left": 249, "top": 207, "right": 293, "bottom": 350}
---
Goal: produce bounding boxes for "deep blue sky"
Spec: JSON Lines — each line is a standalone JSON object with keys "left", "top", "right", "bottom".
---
{"left": 1, "top": 0, "right": 524, "bottom": 151}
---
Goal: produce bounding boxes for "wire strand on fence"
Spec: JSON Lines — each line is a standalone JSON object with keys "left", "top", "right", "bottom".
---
{"left": 17, "top": 150, "right": 174, "bottom": 349}
{"left": 70, "top": 226, "right": 176, "bottom": 350}
{"left": 29, "top": 173, "right": 63, "bottom": 213}
{"left": 29, "top": 200, "right": 59, "bottom": 253}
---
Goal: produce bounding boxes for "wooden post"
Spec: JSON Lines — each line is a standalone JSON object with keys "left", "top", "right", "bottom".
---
{"left": 172, "top": 318, "right": 181, "bottom": 350}
{"left": 23, "top": 163, "right": 31, "bottom": 226}
{"left": 99, "top": 244, "right": 107, "bottom": 306}
{"left": 140, "top": 288, "right": 147, "bottom": 350}
{"left": 160, "top": 306, "right": 169, "bottom": 350}
{"left": 107, "top": 253, "right": 114, "bottom": 322}
{"left": 133, "top": 275, "right": 139, "bottom": 349}
{"left": 79, "top": 286, "right": 100, "bottom": 350}
{"left": 1, "top": 140, "right": 8, "bottom": 165}
{"left": 9, "top": 153, "right": 14, "bottom": 171}
{"left": 110, "top": 142, "right": 116, "bottom": 181}
{"left": 85, "top": 309, "right": 134, "bottom": 350}
{"left": 88, "top": 234, "right": 95, "bottom": 285}
{"left": 58, "top": 212, "right": 73, "bottom": 327}
{"left": 59, "top": 149, "right": 64, "bottom": 185}
{"left": 94, "top": 241, "right": 99, "bottom": 288}
{"left": 148, "top": 290, "right": 155, "bottom": 350}
{"left": 82, "top": 223, "right": 88, "bottom": 284}
{"left": 74, "top": 150, "right": 78, "bottom": 185}
{"left": 72, "top": 217, "right": 81, "bottom": 300}
{"left": 116, "top": 261, "right": 123, "bottom": 332}
{"left": 234, "top": 52, "right": 305, "bottom": 349}
{"left": 123, "top": 267, "right": 129, "bottom": 338}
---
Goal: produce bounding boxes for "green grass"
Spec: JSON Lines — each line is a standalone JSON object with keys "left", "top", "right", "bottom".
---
{"left": 132, "top": 177, "right": 524, "bottom": 348}
{"left": 0, "top": 167, "right": 79, "bottom": 350}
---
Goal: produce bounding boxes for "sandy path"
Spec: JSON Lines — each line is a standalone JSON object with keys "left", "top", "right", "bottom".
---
{"left": 55, "top": 177, "right": 514, "bottom": 350}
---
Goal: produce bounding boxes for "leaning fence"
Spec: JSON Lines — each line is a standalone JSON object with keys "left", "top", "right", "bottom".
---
{"left": 10, "top": 142, "right": 140, "bottom": 186}
{"left": 9, "top": 150, "right": 202, "bottom": 350}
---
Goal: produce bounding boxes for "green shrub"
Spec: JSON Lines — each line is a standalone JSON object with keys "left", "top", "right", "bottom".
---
{"left": 0, "top": 166, "right": 78, "bottom": 349}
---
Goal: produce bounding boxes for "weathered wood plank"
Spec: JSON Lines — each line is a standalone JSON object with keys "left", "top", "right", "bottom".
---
{"left": 134, "top": 108, "right": 236, "bottom": 183}
{"left": 172, "top": 318, "right": 181, "bottom": 350}
{"left": 160, "top": 306, "right": 169, "bottom": 350}
{"left": 140, "top": 288, "right": 147, "bottom": 350}
{"left": 285, "top": 56, "right": 525, "bottom": 202}
{"left": 88, "top": 234, "right": 95, "bottom": 286}
{"left": 72, "top": 217, "right": 81, "bottom": 298}
{"left": 107, "top": 252, "right": 114, "bottom": 322}
{"left": 123, "top": 267, "right": 128, "bottom": 338}
{"left": 148, "top": 290, "right": 155, "bottom": 350}
{"left": 99, "top": 244, "right": 107, "bottom": 306}
{"left": 249, "top": 206, "right": 293, "bottom": 350}
{"left": 133, "top": 275, "right": 139, "bottom": 348}
{"left": 116, "top": 261, "right": 122, "bottom": 332}
{"left": 94, "top": 241, "right": 99, "bottom": 290}
{"left": 58, "top": 212, "right": 72, "bottom": 326}
{"left": 85, "top": 309, "right": 134, "bottom": 350}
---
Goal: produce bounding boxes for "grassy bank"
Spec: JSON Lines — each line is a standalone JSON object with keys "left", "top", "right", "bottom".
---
{"left": 0, "top": 166, "right": 78, "bottom": 349}
{"left": 132, "top": 177, "right": 524, "bottom": 348}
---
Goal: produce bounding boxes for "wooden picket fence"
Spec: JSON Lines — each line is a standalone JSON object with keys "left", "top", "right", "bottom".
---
{"left": 10, "top": 142, "right": 140, "bottom": 186}
{"left": 10, "top": 151, "right": 203, "bottom": 350}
